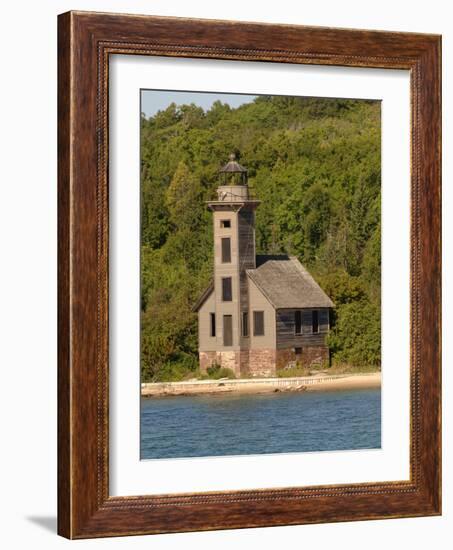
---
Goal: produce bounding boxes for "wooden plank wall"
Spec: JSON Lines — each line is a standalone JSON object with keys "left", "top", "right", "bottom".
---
{"left": 238, "top": 209, "right": 255, "bottom": 312}
{"left": 276, "top": 308, "right": 329, "bottom": 349}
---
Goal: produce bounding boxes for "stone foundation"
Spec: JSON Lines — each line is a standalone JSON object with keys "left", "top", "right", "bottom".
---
{"left": 239, "top": 350, "right": 250, "bottom": 375}
{"left": 200, "top": 346, "right": 329, "bottom": 377}
{"left": 301, "top": 346, "right": 329, "bottom": 367}
{"left": 199, "top": 351, "right": 241, "bottom": 377}
{"left": 276, "top": 348, "right": 295, "bottom": 370}
{"left": 199, "top": 349, "right": 276, "bottom": 377}
{"left": 246, "top": 349, "right": 276, "bottom": 377}
{"left": 276, "top": 346, "right": 330, "bottom": 370}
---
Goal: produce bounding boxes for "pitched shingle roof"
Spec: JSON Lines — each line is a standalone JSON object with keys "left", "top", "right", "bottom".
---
{"left": 219, "top": 153, "right": 247, "bottom": 173}
{"left": 247, "top": 255, "right": 334, "bottom": 309}
{"left": 192, "top": 255, "right": 334, "bottom": 312}
{"left": 191, "top": 280, "right": 214, "bottom": 312}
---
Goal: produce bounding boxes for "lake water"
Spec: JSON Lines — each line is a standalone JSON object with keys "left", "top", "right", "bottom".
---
{"left": 140, "top": 388, "right": 381, "bottom": 460}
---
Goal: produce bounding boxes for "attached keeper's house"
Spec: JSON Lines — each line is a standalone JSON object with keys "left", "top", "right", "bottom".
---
{"left": 193, "top": 154, "right": 334, "bottom": 378}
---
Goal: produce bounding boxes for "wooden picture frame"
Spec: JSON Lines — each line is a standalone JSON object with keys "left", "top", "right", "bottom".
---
{"left": 58, "top": 10, "right": 441, "bottom": 539}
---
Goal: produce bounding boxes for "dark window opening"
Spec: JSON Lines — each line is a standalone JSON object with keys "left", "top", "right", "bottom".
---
{"left": 223, "top": 315, "right": 233, "bottom": 346}
{"left": 312, "top": 310, "right": 319, "bottom": 334}
{"left": 210, "top": 313, "right": 216, "bottom": 337}
{"left": 222, "top": 277, "right": 232, "bottom": 301}
{"left": 253, "top": 311, "right": 264, "bottom": 336}
{"left": 294, "top": 347, "right": 302, "bottom": 356}
{"left": 221, "top": 237, "right": 231, "bottom": 263}
{"left": 220, "top": 219, "right": 231, "bottom": 228}
{"left": 242, "top": 312, "right": 249, "bottom": 337}
{"left": 295, "top": 310, "right": 302, "bottom": 335}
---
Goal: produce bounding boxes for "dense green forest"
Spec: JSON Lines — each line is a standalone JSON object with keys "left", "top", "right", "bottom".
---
{"left": 140, "top": 95, "right": 381, "bottom": 382}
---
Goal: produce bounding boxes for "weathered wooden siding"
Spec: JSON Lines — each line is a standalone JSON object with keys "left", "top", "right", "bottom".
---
{"left": 238, "top": 209, "right": 256, "bottom": 312}
{"left": 276, "top": 308, "right": 330, "bottom": 350}
{"left": 238, "top": 210, "right": 255, "bottom": 271}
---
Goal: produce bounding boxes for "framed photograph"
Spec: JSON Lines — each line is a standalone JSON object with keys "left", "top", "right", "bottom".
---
{"left": 58, "top": 11, "right": 441, "bottom": 538}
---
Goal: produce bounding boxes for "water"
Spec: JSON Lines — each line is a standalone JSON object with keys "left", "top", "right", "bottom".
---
{"left": 140, "top": 388, "right": 381, "bottom": 460}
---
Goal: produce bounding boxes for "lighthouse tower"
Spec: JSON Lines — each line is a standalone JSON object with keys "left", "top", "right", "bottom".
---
{"left": 205, "top": 154, "right": 260, "bottom": 374}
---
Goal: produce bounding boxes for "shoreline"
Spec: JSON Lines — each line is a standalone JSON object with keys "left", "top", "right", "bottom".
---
{"left": 141, "top": 372, "right": 381, "bottom": 397}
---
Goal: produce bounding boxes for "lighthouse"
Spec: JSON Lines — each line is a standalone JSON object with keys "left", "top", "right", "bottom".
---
{"left": 193, "top": 154, "right": 334, "bottom": 377}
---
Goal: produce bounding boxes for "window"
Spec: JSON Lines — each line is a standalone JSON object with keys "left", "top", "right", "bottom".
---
{"left": 222, "top": 277, "right": 232, "bottom": 301}
{"left": 221, "top": 237, "right": 231, "bottom": 263}
{"left": 294, "top": 347, "right": 302, "bottom": 356}
{"left": 253, "top": 311, "right": 264, "bottom": 336}
{"left": 295, "top": 310, "right": 302, "bottom": 335}
{"left": 210, "top": 313, "right": 216, "bottom": 337}
{"left": 312, "top": 310, "right": 319, "bottom": 334}
{"left": 242, "top": 311, "right": 249, "bottom": 337}
{"left": 220, "top": 219, "right": 231, "bottom": 228}
{"left": 318, "top": 309, "right": 329, "bottom": 332}
{"left": 223, "top": 315, "right": 233, "bottom": 346}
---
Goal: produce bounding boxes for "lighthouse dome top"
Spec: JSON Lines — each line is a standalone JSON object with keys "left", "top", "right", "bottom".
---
{"left": 219, "top": 153, "right": 248, "bottom": 185}
{"left": 219, "top": 153, "right": 248, "bottom": 173}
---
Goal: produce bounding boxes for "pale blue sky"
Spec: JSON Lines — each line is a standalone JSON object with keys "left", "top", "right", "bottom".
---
{"left": 141, "top": 90, "right": 257, "bottom": 118}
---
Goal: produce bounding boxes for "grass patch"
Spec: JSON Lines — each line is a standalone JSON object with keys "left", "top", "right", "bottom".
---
{"left": 277, "top": 365, "right": 311, "bottom": 378}
{"left": 148, "top": 362, "right": 200, "bottom": 382}
{"left": 200, "top": 363, "right": 236, "bottom": 380}
{"left": 327, "top": 363, "right": 380, "bottom": 375}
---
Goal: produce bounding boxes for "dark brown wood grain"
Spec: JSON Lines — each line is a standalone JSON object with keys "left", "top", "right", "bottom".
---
{"left": 57, "top": 11, "right": 71, "bottom": 537}
{"left": 57, "top": 10, "right": 441, "bottom": 539}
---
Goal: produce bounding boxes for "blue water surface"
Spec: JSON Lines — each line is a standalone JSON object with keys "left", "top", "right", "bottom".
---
{"left": 140, "top": 388, "right": 381, "bottom": 460}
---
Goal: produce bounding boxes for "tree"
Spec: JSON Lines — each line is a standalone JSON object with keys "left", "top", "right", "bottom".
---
{"left": 140, "top": 94, "right": 382, "bottom": 380}
{"left": 165, "top": 161, "right": 204, "bottom": 231}
{"left": 327, "top": 301, "right": 381, "bottom": 367}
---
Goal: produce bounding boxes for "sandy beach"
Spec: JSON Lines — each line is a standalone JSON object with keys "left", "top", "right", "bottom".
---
{"left": 304, "top": 372, "right": 381, "bottom": 392}
{"left": 141, "top": 372, "right": 381, "bottom": 397}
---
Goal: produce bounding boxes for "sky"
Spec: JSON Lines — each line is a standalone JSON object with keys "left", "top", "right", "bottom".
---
{"left": 141, "top": 90, "right": 257, "bottom": 118}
